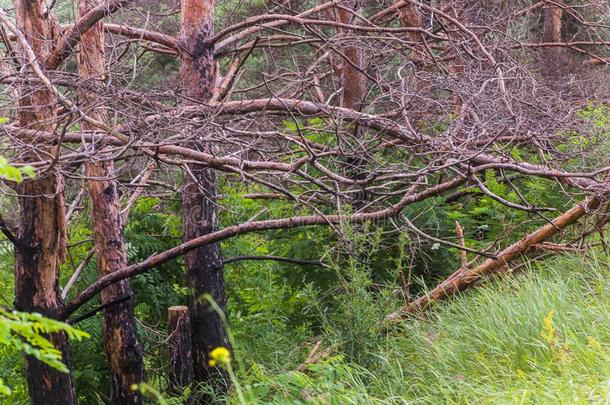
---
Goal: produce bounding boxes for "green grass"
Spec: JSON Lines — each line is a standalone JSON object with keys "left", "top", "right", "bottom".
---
{"left": 235, "top": 254, "right": 610, "bottom": 404}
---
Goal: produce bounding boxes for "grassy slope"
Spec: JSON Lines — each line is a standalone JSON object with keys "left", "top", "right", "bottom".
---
{"left": 238, "top": 254, "right": 610, "bottom": 404}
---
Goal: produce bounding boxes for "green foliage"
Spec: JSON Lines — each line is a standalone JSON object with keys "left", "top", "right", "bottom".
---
{"left": 0, "top": 143, "right": 36, "bottom": 185}
{"left": 1, "top": 103, "right": 607, "bottom": 403}
{"left": 131, "top": 382, "right": 184, "bottom": 405}
{"left": 316, "top": 222, "right": 394, "bottom": 366}
{"left": 578, "top": 103, "right": 610, "bottom": 133}
{"left": 232, "top": 254, "right": 610, "bottom": 403}
{"left": 125, "top": 196, "right": 186, "bottom": 318}
{"left": 223, "top": 187, "right": 324, "bottom": 370}
{"left": 0, "top": 309, "right": 89, "bottom": 396}
{"left": 0, "top": 156, "right": 35, "bottom": 183}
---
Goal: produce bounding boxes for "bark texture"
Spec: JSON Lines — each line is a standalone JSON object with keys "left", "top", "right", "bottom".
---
{"left": 78, "top": 0, "right": 144, "bottom": 402}
{"left": 338, "top": 0, "right": 366, "bottom": 112}
{"left": 179, "top": 0, "right": 231, "bottom": 398}
{"left": 12, "top": 0, "right": 76, "bottom": 403}
{"left": 541, "top": 2, "right": 566, "bottom": 77}
{"left": 168, "top": 305, "right": 194, "bottom": 402}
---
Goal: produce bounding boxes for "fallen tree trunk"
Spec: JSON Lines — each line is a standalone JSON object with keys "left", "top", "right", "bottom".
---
{"left": 386, "top": 195, "right": 603, "bottom": 321}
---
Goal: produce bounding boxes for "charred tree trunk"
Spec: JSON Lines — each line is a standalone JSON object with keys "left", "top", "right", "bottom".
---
{"left": 12, "top": 0, "right": 76, "bottom": 403}
{"left": 15, "top": 179, "right": 75, "bottom": 405}
{"left": 179, "top": 0, "right": 231, "bottom": 398}
{"left": 168, "top": 305, "right": 194, "bottom": 402}
{"left": 77, "top": 0, "right": 144, "bottom": 402}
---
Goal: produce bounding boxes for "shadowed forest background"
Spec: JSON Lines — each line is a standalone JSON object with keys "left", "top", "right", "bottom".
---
{"left": 0, "top": 0, "right": 608, "bottom": 403}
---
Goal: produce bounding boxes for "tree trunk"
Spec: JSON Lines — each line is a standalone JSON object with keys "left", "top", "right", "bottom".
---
{"left": 541, "top": 2, "right": 566, "bottom": 77}
{"left": 77, "top": 0, "right": 144, "bottom": 402}
{"left": 338, "top": 0, "right": 368, "bottom": 207}
{"left": 395, "top": 0, "right": 425, "bottom": 68}
{"left": 12, "top": 0, "right": 76, "bottom": 403}
{"left": 168, "top": 305, "right": 194, "bottom": 402}
{"left": 338, "top": 1, "right": 367, "bottom": 112}
{"left": 179, "top": 0, "right": 231, "bottom": 398}
{"left": 15, "top": 178, "right": 76, "bottom": 405}
{"left": 543, "top": 5, "right": 563, "bottom": 44}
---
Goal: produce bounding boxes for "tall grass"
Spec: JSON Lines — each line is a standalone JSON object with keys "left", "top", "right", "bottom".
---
{"left": 236, "top": 254, "right": 610, "bottom": 404}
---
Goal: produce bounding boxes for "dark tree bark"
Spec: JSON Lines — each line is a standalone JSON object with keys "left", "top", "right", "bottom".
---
{"left": 12, "top": 0, "right": 76, "bottom": 403}
{"left": 178, "top": 0, "right": 231, "bottom": 399}
{"left": 168, "top": 305, "right": 194, "bottom": 403}
{"left": 77, "top": 0, "right": 144, "bottom": 402}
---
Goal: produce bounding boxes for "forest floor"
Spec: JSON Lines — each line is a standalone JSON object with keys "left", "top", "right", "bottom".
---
{"left": 234, "top": 254, "right": 610, "bottom": 404}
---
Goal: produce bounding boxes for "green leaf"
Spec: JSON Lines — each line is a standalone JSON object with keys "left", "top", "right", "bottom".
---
{"left": 21, "top": 165, "right": 36, "bottom": 178}
{"left": 0, "top": 379, "right": 11, "bottom": 396}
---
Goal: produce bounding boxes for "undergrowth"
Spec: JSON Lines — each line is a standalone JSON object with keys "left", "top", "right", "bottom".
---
{"left": 230, "top": 253, "right": 610, "bottom": 404}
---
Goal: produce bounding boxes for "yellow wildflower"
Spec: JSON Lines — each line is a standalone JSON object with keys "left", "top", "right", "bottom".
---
{"left": 541, "top": 309, "right": 556, "bottom": 345}
{"left": 587, "top": 336, "right": 602, "bottom": 351}
{"left": 209, "top": 347, "right": 232, "bottom": 368}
